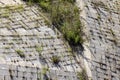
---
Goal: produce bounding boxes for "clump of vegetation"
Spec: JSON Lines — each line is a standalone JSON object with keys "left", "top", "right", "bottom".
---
{"left": 51, "top": 56, "right": 60, "bottom": 64}
{"left": 41, "top": 67, "right": 50, "bottom": 80}
{"left": 4, "top": 46, "right": 10, "bottom": 49}
{"left": 1, "top": 9, "right": 10, "bottom": 18}
{"left": 110, "top": 29, "right": 115, "bottom": 36}
{"left": 35, "top": 45, "right": 43, "bottom": 56}
{"left": 13, "top": 5, "right": 24, "bottom": 11}
{"left": 109, "top": 29, "right": 117, "bottom": 45}
{"left": 15, "top": 49, "right": 25, "bottom": 58}
{"left": 24, "top": 0, "right": 84, "bottom": 45}
{"left": 77, "top": 69, "right": 88, "bottom": 80}
{"left": 42, "top": 67, "right": 49, "bottom": 75}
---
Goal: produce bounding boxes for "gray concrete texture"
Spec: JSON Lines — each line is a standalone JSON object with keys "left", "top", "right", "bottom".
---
{"left": 0, "top": 2, "right": 81, "bottom": 80}
{"left": 82, "top": 0, "right": 120, "bottom": 80}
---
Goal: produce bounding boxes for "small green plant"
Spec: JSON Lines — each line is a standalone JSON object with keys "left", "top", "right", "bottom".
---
{"left": 44, "top": 19, "right": 51, "bottom": 26}
{"left": 41, "top": 67, "right": 50, "bottom": 80}
{"left": 4, "top": 5, "right": 24, "bottom": 12}
{"left": 14, "top": 5, "right": 24, "bottom": 11}
{"left": 1, "top": 9, "right": 10, "bottom": 18}
{"left": 27, "top": 0, "right": 34, "bottom": 6}
{"left": 5, "top": 46, "right": 10, "bottom": 49}
{"left": 1, "top": 13, "right": 9, "bottom": 17}
{"left": 42, "top": 67, "right": 49, "bottom": 75}
{"left": 35, "top": 45, "right": 43, "bottom": 56}
{"left": 51, "top": 56, "right": 60, "bottom": 64}
{"left": 39, "top": 0, "right": 51, "bottom": 12}
{"left": 15, "top": 49, "right": 25, "bottom": 58}
{"left": 110, "top": 29, "right": 115, "bottom": 36}
{"left": 77, "top": 69, "right": 88, "bottom": 80}
{"left": 68, "top": 47, "right": 72, "bottom": 52}
{"left": 109, "top": 29, "right": 117, "bottom": 45}
{"left": 97, "top": 14, "right": 101, "bottom": 20}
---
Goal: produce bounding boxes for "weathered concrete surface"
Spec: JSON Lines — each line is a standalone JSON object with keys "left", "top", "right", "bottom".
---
{"left": 78, "top": 0, "right": 120, "bottom": 80}
{"left": 0, "top": 1, "right": 82, "bottom": 80}
{"left": 0, "top": 0, "right": 22, "bottom": 5}
{"left": 0, "top": 4, "right": 81, "bottom": 70}
{"left": 0, "top": 63, "right": 78, "bottom": 80}
{"left": 0, "top": 0, "right": 120, "bottom": 80}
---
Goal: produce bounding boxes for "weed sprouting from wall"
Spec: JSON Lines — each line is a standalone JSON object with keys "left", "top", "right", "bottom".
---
{"left": 77, "top": 69, "right": 88, "bottom": 80}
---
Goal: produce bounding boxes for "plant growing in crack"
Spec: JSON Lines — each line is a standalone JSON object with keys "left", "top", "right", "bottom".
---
{"left": 42, "top": 67, "right": 50, "bottom": 80}
{"left": 15, "top": 49, "right": 25, "bottom": 58}
{"left": 1, "top": 9, "right": 10, "bottom": 18}
{"left": 51, "top": 56, "right": 60, "bottom": 65}
{"left": 110, "top": 29, "right": 115, "bottom": 36}
{"left": 109, "top": 29, "right": 117, "bottom": 45}
{"left": 35, "top": 45, "right": 43, "bottom": 56}
{"left": 4, "top": 46, "right": 10, "bottom": 49}
{"left": 42, "top": 67, "right": 49, "bottom": 75}
{"left": 77, "top": 69, "right": 88, "bottom": 80}
{"left": 97, "top": 14, "right": 101, "bottom": 21}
